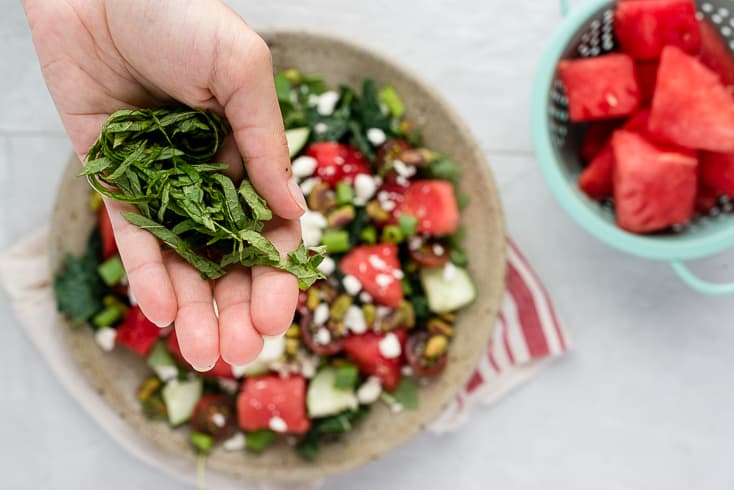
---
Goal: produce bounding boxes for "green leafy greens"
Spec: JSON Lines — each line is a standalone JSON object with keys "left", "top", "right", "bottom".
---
{"left": 82, "top": 107, "right": 324, "bottom": 288}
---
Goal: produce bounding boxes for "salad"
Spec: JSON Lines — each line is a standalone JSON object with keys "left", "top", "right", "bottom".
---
{"left": 54, "top": 69, "right": 476, "bottom": 458}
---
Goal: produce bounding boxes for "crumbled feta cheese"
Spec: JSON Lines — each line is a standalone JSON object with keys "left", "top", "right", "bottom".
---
{"left": 433, "top": 244, "right": 445, "bottom": 256}
{"left": 300, "top": 177, "right": 321, "bottom": 196}
{"left": 95, "top": 328, "right": 116, "bottom": 352}
{"left": 342, "top": 274, "right": 363, "bottom": 296}
{"left": 313, "top": 303, "right": 330, "bottom": 326}
{"left": 212, "top": 412, "right": 227, "bottom": 428}
{"left": 368, "top": 255, "right": 387, "bottom": 270}
{"left": 308, "top": 94, "right": 320, "bottom": 106}
{"left": 408, "top": 237, "right": 423, "bottom": 251}
{"left": 390, "top": 403, "right": 404, "bottom": 414}
{"left": 380, "top": 199, "right": 396, "bottom": 212}
{"left": 218, "top": 378, "right": 240, "bottom": 394}
{"left": 291, "top": 156, "right": 318, "bottom": 178}
{"left": 317, "top": 256, "right": 336, "bottom": 276}
{"left": 314, "top": 327, "right": 331, "bottom": 345}
{"left": 317, "top": 91, "right": 340, "bottom": 116}
{"left": 315, "top": 122, "right": 328, "bottom": 134}
{"left": 152, "top": 365, "right": 178, "bottom": 382}
{"left": 393, "top": 159, "right": 417, "bottom": 178}
{"left": 223, "top": 432, "right": 246, "bottom": 451}
{"left": 366, "top": 127, "right": 387, "bottom": 146}
{"left": 301, "top": 211, "right": 328, "bottom": 247}
{"left": 344, "top": 305, "right": 367, "bottom": 334}
{"left": 393, "top": 269, "right": 404, "bottom": 280}
{"left": 443, "top": 262, "right": 458, "bottom": 281}
{"left": 353, "top": 174, "right": 377, "bottom": 205}
{"left": 378, "top": 332, "right": 402, "bottom": 359}
{"left": 299, "top": 355, "right": 318, "bottom": 379}
{"left": 401, "top": 365, "right": 414, "bottom": 376}
{"left": 260, "top": 335, "right": 286, "bottom": 362}
{"left": 395, "top": 175, "right": 409, "bottom": 187}
{"left": 375, "top": 273, "right": 393, "bottom": 288}
{"left": 356, "top": 377, "right": 383, "bottom": 404}
{"left": 359, "top": 291, "right": 373, "bottom": 303}
{"left": 269, "top": 416, "right": 288, "bottom": 433}
{"left": 376, "top": 306, "right": 393, "bottom": 319}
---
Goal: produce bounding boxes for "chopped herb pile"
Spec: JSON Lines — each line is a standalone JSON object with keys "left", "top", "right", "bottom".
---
{"left": 81, "top": 107, "right": 325, "bottom": 288}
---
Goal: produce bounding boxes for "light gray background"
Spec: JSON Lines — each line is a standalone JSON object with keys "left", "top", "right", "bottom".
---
{"left": 2, "top": 1, "right": 734, "bottom": 489}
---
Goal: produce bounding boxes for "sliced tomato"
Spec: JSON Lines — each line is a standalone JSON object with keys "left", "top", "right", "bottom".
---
{"left": 305, "top": 142, "right": 371, "bottom": 187}
{"left": 98, "top": 204, "right": 117, "bottom": 260}
{"left": 399, "top": 180, "right": 460, "bottom": 236}
{"left": 166, "top": 330, "right": 235, "bottom": 379}
{"left": 116, "top": 305, "right": 162, "bottom": 356}
{"left": 409, "top": 240, "right": 451, "bottom": 268}
{"left": 342, "top": 329, "right": 408, "bottom": 391}
{"left": 237, "top": 375, "right": 310, "bottom": 434}
{"left": 191, "top": 394, "right": 238, "bottom": 441}
{"left": 340, "top": 244, "right": 404, "bottom": 308}
{"left": 405, "top": 332, "right": 448, "bottom": 378}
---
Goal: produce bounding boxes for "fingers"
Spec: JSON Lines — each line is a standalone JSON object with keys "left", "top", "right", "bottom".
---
{"left": 215, "top": 135, "right": 245, "bottom": 182}
{"left": 164, "top": 253, "right": 219, "bottom": 371}
{"left": 213, "top": 266, "right": 263, "bottom": 366}
{"left": 104, "top": 199, "right": 177, "bottom": 328}
{"left": 250, "top": 217, "right": 302, "bottom": 336}
{"left": 211, "top": 32, "right": 307, "bottom": 220}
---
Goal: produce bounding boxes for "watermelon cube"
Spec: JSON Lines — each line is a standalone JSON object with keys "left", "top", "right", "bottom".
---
{"left": 700, "top": 151, "right": 734, "bottom": 197}
{"left": 698, "top": 19, "right": 734, "bottom": 88}
{"left": 649, "top": 46, "right": 734, "bottom": 153}
{"left": 636, "top": 60, "right": 659, "bottom": 106}
{"left": 614, "top": 0, "right": 701, "bottom": 60}
{"left": 622, "top": 108, "right": 652, "bottom": 136}
{"left": 579, "top": 143, "right": 615, "bottom": 201}
{"left": 612, "top": 130, "right": 698, "bottom": 233}
{"left": 559, "top": 54, "right": 641, "bottom": 122}
{"left": 581, "top": 119, "right": 623, "bottom": 162}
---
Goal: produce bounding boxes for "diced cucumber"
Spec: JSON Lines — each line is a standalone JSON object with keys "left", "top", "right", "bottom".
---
{"left": 286, "top": 127, "right": 310, "bottom": 157}
{"left": 307, "top": 368, "right": 359, "bottom": 418}
{"left": 147, "top": 341, "right": 178, "bottom": 382}
{"left": 420, "top": 264, "right": 476, "bottom": 314}
{"left": 97, "top": 256, "right": 126, "bottom": 286}
{"left": 162, "top": 377, "right": 202, "bottom": 426}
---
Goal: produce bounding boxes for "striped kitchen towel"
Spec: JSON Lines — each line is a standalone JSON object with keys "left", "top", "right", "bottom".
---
{"left": 429, "top": 240, "right": 570, "bottom": 433}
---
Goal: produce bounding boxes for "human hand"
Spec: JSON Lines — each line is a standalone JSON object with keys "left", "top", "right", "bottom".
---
{"left": 25, "top": 0, "right": 307, "bottom": 370}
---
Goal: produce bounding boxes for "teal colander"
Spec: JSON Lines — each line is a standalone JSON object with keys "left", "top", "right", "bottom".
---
{"left": 532, "top": 0, "right": 734, "bottom": 295}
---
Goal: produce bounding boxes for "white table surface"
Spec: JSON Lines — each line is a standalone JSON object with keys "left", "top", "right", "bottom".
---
{"left": 2, "top": 1, "right": 734, "bottom": 489}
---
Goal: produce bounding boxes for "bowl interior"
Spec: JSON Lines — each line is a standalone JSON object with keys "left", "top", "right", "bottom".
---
{"left": 49, "top": 30, "right": 506, "bottom": 482}
{"left": 533, "top": 0, "right": 734, "bottom": 261}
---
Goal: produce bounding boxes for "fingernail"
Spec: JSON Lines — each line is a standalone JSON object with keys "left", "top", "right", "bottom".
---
{"left": 192, "top": 361, "right": 216, "bottom": 373}
{"left": 153, "top": 320, "right": 171, "bottom": 329}
{"left": 288, "top": 178, "right": 308, "bottom": 213}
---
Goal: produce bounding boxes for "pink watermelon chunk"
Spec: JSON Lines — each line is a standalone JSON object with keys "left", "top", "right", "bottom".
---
{"left": 649, "top": 46, "right": 734, "bottom": 152}
{"left": 698, "top": 19, "right": 734, "bottom": 88}
{"left": 579, "top": 143, "right": 615, "bottom": 201}
{"left": 581, "top": 119, "right": 623, "bottom": 162}
{"left": 700, "top": 151, "right": 734, "bottom": 197}
{"left": 614, "top": 0, "right": 701, "bottom": 60}
{"left": 559, "top": 54, "right": 640, "bottom": 122}
{"left": 612, "top": 130, "right": 698, "bottom": 233}
{"left": 636, "top": 60, "right": 659, "bottom": 106}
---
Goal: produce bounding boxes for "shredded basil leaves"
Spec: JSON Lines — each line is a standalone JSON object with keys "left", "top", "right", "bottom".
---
{"left": 83, "top": 107, "right": 324, "bottom": 288}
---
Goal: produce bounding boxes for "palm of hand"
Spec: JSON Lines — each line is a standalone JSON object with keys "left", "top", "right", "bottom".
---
{"left": 25, "top": 0, "right": 305, "bottom": 370}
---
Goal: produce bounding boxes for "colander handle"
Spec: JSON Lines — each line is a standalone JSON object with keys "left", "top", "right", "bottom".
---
{"left": 671, "top": 261, "right": 734, "bottom": 296}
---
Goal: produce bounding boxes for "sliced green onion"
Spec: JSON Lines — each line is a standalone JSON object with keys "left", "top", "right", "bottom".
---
{"left": 322, "top": 230, "right": 351, "bottom": 253}
{"left": 378, "top": 85, "right": 405, "bottom": 118}
{"left": 359, "top": 225, "right": 377, "bottom": 245}
{"left": 191, "top": 431, "right": 214, "bottom": 454}
{"left": 335, "top": 182, "right": 354, "bottom": 205}
{"left": 401, "top": 278, "right": 413, "bottom": 296}
{"left": 333, "top": 364, "right": 359, "bottom": 391}
{"left": 97, "top": 256, "right": 126, "bottom": 286}
{"left": 398, "top": 214, "right": 418, "bottom": 238}
{"left": 92, "top": 305, "right": 123, "bottom": 328}
{"left": 381, "top": 225, "right": 404, "bottom": 244}
{"left": 246, "top": 430, "right": 276, "bottom": 452}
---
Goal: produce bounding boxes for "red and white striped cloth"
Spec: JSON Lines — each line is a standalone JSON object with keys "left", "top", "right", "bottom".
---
{"left": 429, "top": 239, "right": 570, "bottom": 433}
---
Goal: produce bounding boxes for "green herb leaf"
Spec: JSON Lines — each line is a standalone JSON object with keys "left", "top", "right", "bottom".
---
{"left": 333, "top": 364, "right": 359, "bottom": 391}
{"left": 389, "top": 378, "right": 419, "bottom": 410}
{"left": 53, "top": 232, "right": 105, "bottom": 324}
